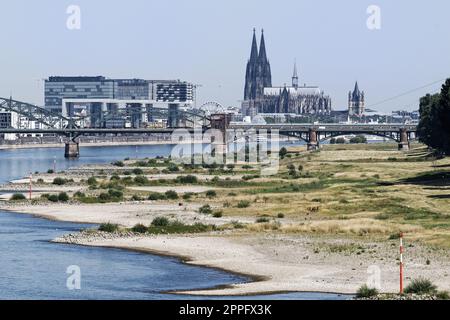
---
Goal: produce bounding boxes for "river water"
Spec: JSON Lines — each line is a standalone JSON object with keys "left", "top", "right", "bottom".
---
{"left": 0, "top": 144, "right": 348, "bottom": 300}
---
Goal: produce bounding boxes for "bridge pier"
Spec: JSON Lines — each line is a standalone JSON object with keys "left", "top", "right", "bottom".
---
{"left": 307, "top": 129, "right": 319, "bottom": 151}
{"left": 210, "top": 114, "right": 232, "bottom": 158}
{"left": 398, "top": 128, "right": 410, "bottom": 151}
{"left": 65, "top": 141, "right": 80, "bottom": 158}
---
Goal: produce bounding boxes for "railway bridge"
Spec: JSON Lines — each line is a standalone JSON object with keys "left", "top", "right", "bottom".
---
{"left": 1, "top": 97, "right": 417, "bottom": 158}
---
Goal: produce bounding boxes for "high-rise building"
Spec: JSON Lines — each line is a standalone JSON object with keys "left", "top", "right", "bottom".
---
{"left": 348, "top": 82, "right": 365, "bottom": 116}
{"left": 44, "top": 77, "right": 194, "bottom": 113}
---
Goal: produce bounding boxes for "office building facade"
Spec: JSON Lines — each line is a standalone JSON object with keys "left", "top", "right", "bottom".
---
{"left": 44, "top": 77, "right": 195, "bottom": 113}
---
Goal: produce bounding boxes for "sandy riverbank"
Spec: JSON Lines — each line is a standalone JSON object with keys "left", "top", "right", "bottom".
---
{"left": 1, "top": 202, "right": 449, "bottom": 296}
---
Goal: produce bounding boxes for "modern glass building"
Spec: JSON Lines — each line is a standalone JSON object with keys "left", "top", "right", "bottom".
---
{"left": 45, "top": 77, "right": 115, "bottom": 113}
{"left": 44, "top": 76, "right": 194, "bottom": 113}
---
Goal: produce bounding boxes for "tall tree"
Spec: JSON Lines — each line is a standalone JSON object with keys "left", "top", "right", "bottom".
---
{"left": 417, "top": 79, "right": 450, "bottom": 155}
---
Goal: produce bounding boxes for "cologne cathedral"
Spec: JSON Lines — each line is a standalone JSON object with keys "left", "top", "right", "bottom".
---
{"left": 242, "top": 29, "right": 332, "bottom": 117}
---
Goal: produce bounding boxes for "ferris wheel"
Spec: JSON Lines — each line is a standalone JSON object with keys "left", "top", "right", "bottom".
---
{"left": 199, "top": 101, "right": 226, "bottom": 115}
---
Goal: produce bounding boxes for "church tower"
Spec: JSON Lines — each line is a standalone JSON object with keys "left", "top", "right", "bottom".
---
{"left": 244, "top": 29, "right": 259, "bottom": 101}
{"left": 292, "top": 61, "right": 299, "bottom": 89}
{"left": 255, "top": 29, "right": 272, "bottom": 99}
{"left": 348, "top": 81, "right": 365, "bottom": 116}
{"left": 243, "top": 29, "right": 272, "bottom": 101}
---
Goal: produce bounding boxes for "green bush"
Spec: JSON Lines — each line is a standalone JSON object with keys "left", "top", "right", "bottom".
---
{"left": 256, "top": 217, "right": 270, "bottom": 223}
{"left": 52, "top": 177, "right": 67, "bottom": 186}
{"left": 74, "top": 191, "right": 86, "bottom": 198}
{"left": 349, "top": 135, "right": 368, "bottom": 144}
{"left": 10, "top": 193, "right": 26, "bottom": 201}
{"left": 199, "top": 204, "right": 213, "bottom": 214}
{"left": 167, "top": 163, "right": 179, "bottom": 172}
{"left": 134, "top": 176, "right": 149, "bottom": 185}
{"left": 356, "top": 285, "right": 379, "bottom": 298}
{"left": 183, "top": 192, "right": 194, "bottom": 200}
{"left": 58, "top": 192, "right": 69, "bottom": 202}
{"left": 110, "top": 175, "right": 121, "bottom": 181}
{"left": 87, "top": 177, "right": 97, "bottom": 186}
{"left": 148, "top": 193, "right": 166, "bottom": 201}
{"left": 108, "top": 189, "right": 123, "bottom": 199}
{"left": 131, "top": 223, "right": 148, "bottom": 234}
{"left": 151, "top": 217, "right": 170, "bottom": 227}
{"left": 47, "top": 169, "right": 55, "bottom": 174}
{"left": 131, "top": 194, "right": 142, "bottom": 201}
{"left": 437, "top": 291, "right": 450, "bottom": 300}
{"left": 176, "top": 175, "right": 198, "bottom": 184}
{"left": 279, "top": 147, "right": 288, "bottom": 159}
{"left": 206, "top": 190, "right": 217, "bottom": 198}
{"left": 213, "top": 211, "right": 223, "bottom": 218}
{"left": 37, "top": 178, "right": 45, "bottom": 184}
{"left": 237, "top": 200, "right": 251, "bottom": 208}
{"left": 112, "top": 161, "right": 125, "bottom": 167}
{"left": 165, "top": 190, "right": 179, "bottom": 200}
{"left": 404, "top": 278, "right": 437, "bottom": 295}
{"left": 48, "top": 194, "right": 59, "bottom": 202}
{"left": 132, "top": 168, "right": 144, "bottom": 175}
{"left": 98, "top": 193, "right": 110, "bottom": 202}
{"left": 277, "top": 213, "right": 285, "bottom": 219}
{"left": 99, "top": 223, "right": 119, "bottom": 233}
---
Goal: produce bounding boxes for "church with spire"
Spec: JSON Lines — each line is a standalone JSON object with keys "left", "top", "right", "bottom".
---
{"left": 243, "top": 29, "right": 272, "bottom": 104}
{"left": 348, "top": 82, "right": 365, "bottom": 116}
{"left": 242, "top": 29, "right": 332, "bottom": 117}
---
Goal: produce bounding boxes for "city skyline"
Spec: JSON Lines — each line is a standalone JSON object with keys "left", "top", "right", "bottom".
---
{"left": 1, "top": 0, "right": 450, "bottom": 112}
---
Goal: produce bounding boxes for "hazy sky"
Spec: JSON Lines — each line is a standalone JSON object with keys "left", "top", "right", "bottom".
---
{"left": 1, "top": 0, "right": 449, "bottom": 112}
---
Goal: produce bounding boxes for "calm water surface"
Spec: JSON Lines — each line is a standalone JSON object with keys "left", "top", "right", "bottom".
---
{"left": 0, "top": 144, "right": 348, "bottom": 300}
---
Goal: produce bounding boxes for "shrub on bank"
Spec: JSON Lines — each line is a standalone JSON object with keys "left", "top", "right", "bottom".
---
{"left": 148, "top": 193, "right": 166, "bottom": 201}
{"left": 99, "top": 223, "right": 119, "bottom": 233}
{"left": 48, "top": 194, "right": 59, "bottom": 203}
{"left": 213, "top": 211, "right": 223, "bottom": 218}
{"left": 404, "top": 278, "right": 437, "bottom": 295}
{"left": 206, "top": 190, "right": 217, "bottom": 198}
{"left": 131, "top": 223, "right": 148, "bottom": 234}
{"left": 112, "top": 161, "right": 125, "bottom": 167}
{"left": 165, "top": 190, "right": 179, "bottom": 200}
{"left": 53, "top": 177, "right": 67, "bottom": 185}
{"left": 134, "top": 176, "right": 149, "bottom": 185}
{"left": 151, "top": 217, "right": 170, "bottom": 227}
{"left": 58, "top": 192, "right": 69, "bottom": 202}
{"left": 176, "top": 175, "right": 198, "bottom": 184}
{"left": 199, "top": 204, "right": 213, "bottom": 215}
{"left": 183, "top": 192, "right": 194, "bottom": 200}
{"left": 356, "top": 285, "right": 379, "bottom": 298}
{"left": 87, "top": 177, "right": 97, "bottom": 186}
{"left": 132, "top": 168, "right": 144, "bottom": 175}
{"left": 237, "top": 200, "right": 251, "bottom": 208}
{"left": 10, "top": 193, "right": 26, "bottom": 201}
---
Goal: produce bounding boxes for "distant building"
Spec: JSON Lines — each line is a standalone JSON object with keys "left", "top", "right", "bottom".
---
{"left": 0, "top": 109, "right": 41, "bottom": 140}
{"left": 348, "top": 82, "right": 365, "bottom": 116}
{"left": 242, "top": 29, "right": 331, "bottom": 117}
{"left": 44, "top": 76, "right": 195, "bottom": 113}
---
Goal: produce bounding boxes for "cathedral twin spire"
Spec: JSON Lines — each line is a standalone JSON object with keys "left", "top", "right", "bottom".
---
{"left": 244, "top": 29, "right": 272, "bottom": 101}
